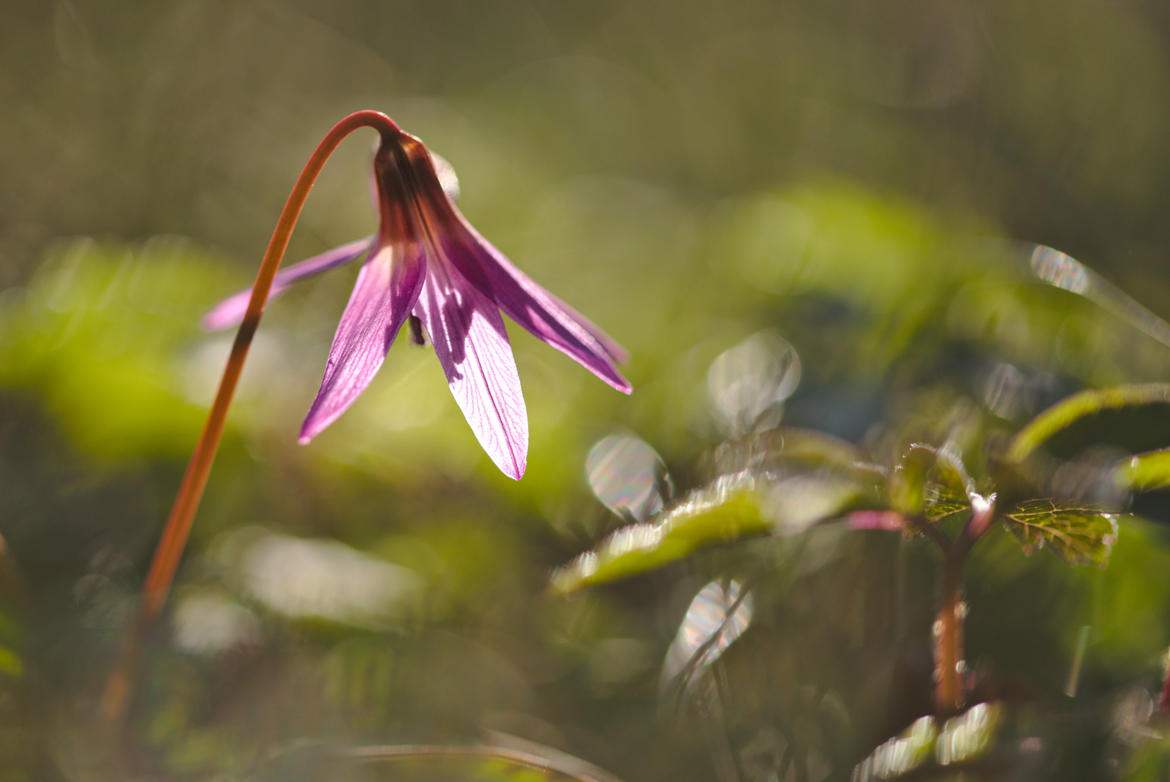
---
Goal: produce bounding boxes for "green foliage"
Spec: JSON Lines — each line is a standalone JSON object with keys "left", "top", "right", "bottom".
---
{"left": 550, "top": 475, "right": 772, "bottom": 593}
{"left": 889, "top": 444, "right": 973, "bottom": 520}
{"left": 0, "top": 240, "right": 235, "bottom": 460}
{"left": 853, "top": 703, "right": 1005, "bottom": 781}
{"left": 1002, "top": 499, "right": 1121, "bottom": 567}
{"left": 1008, "top": 384, "right": 1170, "bottom": 463}
{"left": 7, "top": 2, "right": 1170, "bottom": 778}
{"left": 1117, "top": 448, "right": 1170, "bottom": 491}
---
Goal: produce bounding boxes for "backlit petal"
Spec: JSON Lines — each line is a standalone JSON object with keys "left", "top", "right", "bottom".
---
{"left": 202, "top": 238, "right": 372, "bottom": 331}
{"left": 299, "top": 244, "right": 425, "bottom": 442}
{"left": 414, "top": 259, "right": 528, "bottom": 479}
{"left": 442, "top": 220, "right": 631, "bottom": 392}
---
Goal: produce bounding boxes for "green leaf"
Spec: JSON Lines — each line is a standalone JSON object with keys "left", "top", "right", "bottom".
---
{"left": 1117, "top": 448, "right": 1170, "bottom": 491}
{"left": 769, "top": 428, "right": 868, "bottom": 471}
{"left": 935, "top": 702, "right": 1003, "bottom": 766}
{"left": 852, "top": 703, "right": 1004, "bottom": 781}
{"left": 1008, "top": 384, "right": 1170, "bottom": 463}
{"left": 889, "top": 444, "right": 972, "bottom": 520}
{"left": 0, "top": 240, "right": 238, "bottom": 461}
{"left": 889, "top": 446, "right": 932, "bottom": 514}
{"left": 1002, "top": 498, "right": 1121, "bottom": 567}
{"left": 852, "top": 715, "right": 938, "bottom": 781}
{"left": 551, "top": 474, "right": 772, "bottom": 593}
{"left": 553, "top": 466, "right": 869, "bottom": 592}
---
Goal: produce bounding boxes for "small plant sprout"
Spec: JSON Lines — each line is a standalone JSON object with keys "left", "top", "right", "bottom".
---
{"left": 556, "top": 354, "right": 1133, "bottom": 726}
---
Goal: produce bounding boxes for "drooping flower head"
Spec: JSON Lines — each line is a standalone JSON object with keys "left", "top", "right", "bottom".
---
{"left": 206, "top": 129, "right": 630, "bottom": 479}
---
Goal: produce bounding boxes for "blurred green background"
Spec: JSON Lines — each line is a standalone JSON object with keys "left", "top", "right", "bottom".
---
{"left": 7, "top": 0, "right": 1170, "bottom": 779}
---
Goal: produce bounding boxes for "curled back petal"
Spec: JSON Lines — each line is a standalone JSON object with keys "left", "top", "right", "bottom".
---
{"left": 202, "top": 238, "right": 372, "bottom": 331}
{"left": 442, "top": 221, "right": 631, "bottom": 392}
{"left": 299, "top": 244, "right": 425, "bottom": 443}
{"left": 414, "top": 259, "right": 529, "bottom": 480}
{"left": 394, "top": 133, "right": 629, "bottom": 391}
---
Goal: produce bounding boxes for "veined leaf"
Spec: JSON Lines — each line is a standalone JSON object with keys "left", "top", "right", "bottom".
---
{"left": 1008, "top": 384, "right": 1170, "bottom": 463}
{"left": 1002, "top": 499, "right": 1121, "bottom": 567}
{"left": 890, "top": 444, "right": 973, "bottom": 521}
{"left": 1117, "top": 448, "right": 1170, "bottom": 491}
{"left": 925, "top": 484, "right": 970, "bottom": 521}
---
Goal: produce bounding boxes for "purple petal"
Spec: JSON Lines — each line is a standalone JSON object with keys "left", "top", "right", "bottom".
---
{"left": 441, "top": 219, "right": 631, "bottom": 393}
{"left": 299, "top": 244, "right": 425, "bottom": 443}
{"left": 414, "top": 259, "right": 529, "bottom": 480}
{"left": 202, "top": 238, "right": 372, "bottom": 331}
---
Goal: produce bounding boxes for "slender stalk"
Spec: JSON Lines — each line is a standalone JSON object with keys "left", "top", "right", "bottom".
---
{"left": 933, "top": 552, "right": 965, "bottom": 716}
{"left": 927, "top": 494, "right": 992, "bottom": 715}
{"left": 101, "top": 110, "right": 401, "bottom": 719}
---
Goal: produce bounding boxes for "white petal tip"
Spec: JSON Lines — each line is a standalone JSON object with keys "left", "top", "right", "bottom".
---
{"left": 502, "top": 461, "right": 526, "bottom": 480}
{"left": 297, "top": 422, "right": 321, "bottom": 444}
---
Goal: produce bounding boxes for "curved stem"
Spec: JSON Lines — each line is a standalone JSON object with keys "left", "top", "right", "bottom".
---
{"left": 101, "top": 110, "right": 401, "bottom": 720}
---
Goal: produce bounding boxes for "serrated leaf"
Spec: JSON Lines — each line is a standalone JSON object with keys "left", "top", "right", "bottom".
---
{"left": 1002, "top": 498, "right": 1121, "bottom": 567}
{"left": 924, "top": 486, "right": 970, "bottom": 521}
{"left": 1008, "top": 384, "right": 1170, "bottom": 463}
{"left": 552, "top": 474, "right": 771, "bottom": 593}
{"left": 1117, "top": 448, "right": 1170, "bottom": 492}
{"left": 890, "top": 444, "right": 973, "bottom": 521}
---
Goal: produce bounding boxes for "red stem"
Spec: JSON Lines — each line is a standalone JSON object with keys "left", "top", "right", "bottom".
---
{"left": 101, "top": 110, "right": 401, "bottom": 720}
{"left": 934, "top": 553, "right": 965, "bottom": 716}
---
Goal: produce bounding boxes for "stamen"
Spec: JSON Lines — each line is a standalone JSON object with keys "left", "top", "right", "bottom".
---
{"left": 409, "top": 314, "right": 427, "bottom": 346}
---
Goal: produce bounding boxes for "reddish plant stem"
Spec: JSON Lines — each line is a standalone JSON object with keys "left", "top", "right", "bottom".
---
{"left": 101, "top": 110, "right": 401, "bottom": 720}
{"left": 928, "top": 493, "right": 994, "bottom": 715}
{"left": 906, "top": 511, "right": 967, "bottom": 715}
{"left": 934, "top": 553, "right": 965, "bottom": 716}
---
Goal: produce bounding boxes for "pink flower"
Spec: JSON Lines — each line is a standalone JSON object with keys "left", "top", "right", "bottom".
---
{"left": 205, "top": 130, "right": 630, "bottom": 479}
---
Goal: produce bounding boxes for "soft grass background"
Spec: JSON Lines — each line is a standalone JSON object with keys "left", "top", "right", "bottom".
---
{"left": 6, "top": 1, "right": 1170, "bottom": 779}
